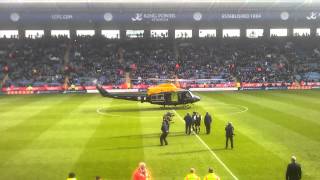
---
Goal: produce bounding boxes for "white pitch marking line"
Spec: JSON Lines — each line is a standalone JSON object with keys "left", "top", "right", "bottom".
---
{"left": 173, "top": 110, "right": 239, "bottom": 180}
{"left": 217, "top": 105, "right": 249, "bottom": 116}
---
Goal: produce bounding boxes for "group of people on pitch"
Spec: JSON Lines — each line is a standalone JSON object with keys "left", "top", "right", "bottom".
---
{"left": 160, "top": 111, "right": 214, "bottom": 146}
{"left": 184, "top": 112, "right": 213, "bottom": 135}
{"left": 160, "top": 111, "right": 235, "bottom": 149}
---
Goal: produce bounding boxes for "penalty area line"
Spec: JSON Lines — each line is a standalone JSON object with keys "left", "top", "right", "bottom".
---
{"left": 173, "top": 110, "right": 239, "bottom": 180}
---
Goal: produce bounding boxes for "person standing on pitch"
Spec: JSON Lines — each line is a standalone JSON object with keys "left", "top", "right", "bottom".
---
{"left": 160, "top": 118, "right": 169, "bottom": 146}
{"left": 184, "top": 113, "right": 192, "bottom": 135}
{"left": 286, "top": 156, "right": 302, "bottom": 180}
{"left": 203, "top": 167, "right": 220, "bottom": 180}
{"left": 195, "top": 112, "right": 201, "bottom": 134}
{"left": 132, "top": 162, "right": 152, "bottom": 180}
{"left": 184, "top": 168, "right": 200, "bottom": 180}
{"left": 191, "top": 112, "right": 197, "bottom": 132}
{"left": 66, "top": 172, "right": 77, "bottom": 180}
{"left": 225, "top": 122, "right": 234, "bottom": 149}
{"left": 204, "top": 112, "right": 212, "bottom": 134}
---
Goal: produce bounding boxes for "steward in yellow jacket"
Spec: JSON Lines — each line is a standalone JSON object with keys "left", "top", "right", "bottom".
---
{"left": 184, "top": 168, "right": 200, "bottom": 180}
{"left": 203, "top": 168, "right": 220, "bottom": 180}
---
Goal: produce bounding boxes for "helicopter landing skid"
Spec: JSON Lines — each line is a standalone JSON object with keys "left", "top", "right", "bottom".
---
{"left": 183, "top": 104, "right": 192, "bottom": 109}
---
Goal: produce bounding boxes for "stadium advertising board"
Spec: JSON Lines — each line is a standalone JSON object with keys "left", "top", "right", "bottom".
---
{"left": 2, "top": 81, "right": 319, "bottom": 95}
{"left": 1, "top": 11, "right": 320, "bottom": 24}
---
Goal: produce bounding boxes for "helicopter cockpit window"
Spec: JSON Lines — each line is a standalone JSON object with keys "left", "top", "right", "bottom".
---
{"left": 185, "top": 91, "right": 192, "bottom": 98}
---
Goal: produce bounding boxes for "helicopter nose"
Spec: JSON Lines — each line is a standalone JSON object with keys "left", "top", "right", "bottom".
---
{"left": 193, "top": 95, "right": 200, "bottom": 102}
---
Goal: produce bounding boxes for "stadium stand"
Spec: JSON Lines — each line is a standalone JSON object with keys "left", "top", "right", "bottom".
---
{"left": 1, "top": 35, "right": 319, "bottom": 90}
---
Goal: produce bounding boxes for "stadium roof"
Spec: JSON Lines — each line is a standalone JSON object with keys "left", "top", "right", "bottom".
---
{"left": 0, "top": 0, "right": 317, "bottom": 3}
{"left": 0, "top": 0, "right": 319, "bottom": 11}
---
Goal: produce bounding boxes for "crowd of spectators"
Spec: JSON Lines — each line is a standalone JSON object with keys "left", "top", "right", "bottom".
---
{"left": 1, "top": 35, "right": 319, "bottom": 88}
{"left": 0, "top": 36, "right": 68, "bottom": 87}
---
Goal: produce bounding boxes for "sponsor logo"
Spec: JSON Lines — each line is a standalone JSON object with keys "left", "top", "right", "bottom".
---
{"left": 131, "top": 13, "right": 176, "bottom": 22}
{"left": 131, "top": 13, "right": 143, "bottom": 21}
{"left": 306, "top": 12, "right": 319, "bottom": 20}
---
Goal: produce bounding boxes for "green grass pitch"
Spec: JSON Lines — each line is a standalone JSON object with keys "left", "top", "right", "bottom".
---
{"left": 0, "top": 90, "right": 319, "bottom": 180}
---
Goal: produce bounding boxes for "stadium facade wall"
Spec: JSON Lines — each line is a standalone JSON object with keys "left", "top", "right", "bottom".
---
{"left": 1, "top": 10, "right": 320, "bottom": 29}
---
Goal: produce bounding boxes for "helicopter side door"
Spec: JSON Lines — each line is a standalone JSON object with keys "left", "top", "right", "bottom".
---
{"left": 171, "top": 92, "right": 178, "bottom": 104}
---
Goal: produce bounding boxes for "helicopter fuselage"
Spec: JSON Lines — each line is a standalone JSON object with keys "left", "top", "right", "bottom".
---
{"left": 96, "top": 85, "right": 200, "bottom": 106}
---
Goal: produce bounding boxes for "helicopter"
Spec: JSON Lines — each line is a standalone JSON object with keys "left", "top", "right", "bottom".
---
{"left": 96, "top": 83, "right": 200, "bottom": 107}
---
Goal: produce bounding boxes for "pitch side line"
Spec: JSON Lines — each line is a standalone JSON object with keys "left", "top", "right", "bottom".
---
{"left": 173, "top": 111, "right": 239, "bottom": 180}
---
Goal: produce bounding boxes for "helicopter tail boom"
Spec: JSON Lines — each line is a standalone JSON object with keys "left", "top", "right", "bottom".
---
{"left": 96, "top": 85, "right": 147, "bottom": 102}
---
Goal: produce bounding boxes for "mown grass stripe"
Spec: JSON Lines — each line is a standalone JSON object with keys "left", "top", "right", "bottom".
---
{"left": 0, "top": 95, "right": 48, "bottom": 113}
{"left": 0, "top": 95, "right": 101, "bottom": 180}
{"left": 235, "top": 91, "right": 320, "bottom": 125}
{"left": 214, "top": 92, "right": 320, "bottom": 142}
{"left": 268, "top": 91, "right": 320, "bottom": 110}
{"left": 0, "top": 95, "right": 87, "bottom": 177}
{"left": 0, "top": 95, "right": 71, "bottom": 132}
{"left": 71, "top": 98, "right": 145, "bottom": 179}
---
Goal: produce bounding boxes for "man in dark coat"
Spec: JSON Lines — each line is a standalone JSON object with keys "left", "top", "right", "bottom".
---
{"left": 195, "top": 113, "right": 201, "bottom": 134}
{"left": 184, "top": 113, "right": 192, "bottom": 135}
{"left": 160, "top": 119, "right": 169, "bottom": 146}
{"left": 225, "top": 122, "right": 234, "bottom": 149}
{"left": 191, "top": 112, "right": 198, "bottom": 132}
{"left": 286, "top": 156, "right": 302, "bottom": 180}
{"left": 204, "top": 112, "right": 212, "bottom": 134}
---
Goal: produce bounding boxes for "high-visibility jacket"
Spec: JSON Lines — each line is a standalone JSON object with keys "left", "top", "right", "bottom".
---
{"left": 203, "top": 173, "right": 220, "bottom": 180}
{"left": 184, "top": 173, "right": 200, "bottom": 180}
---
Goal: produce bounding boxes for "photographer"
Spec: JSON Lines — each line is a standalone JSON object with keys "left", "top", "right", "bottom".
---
{"left": 160, "top": 118, "right": 169, "bottom": 146}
